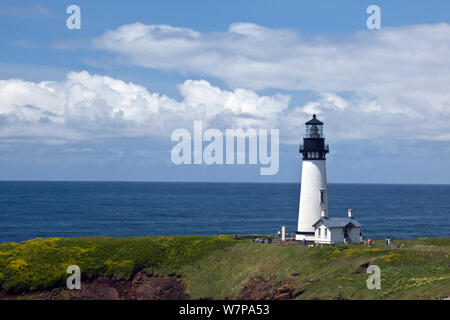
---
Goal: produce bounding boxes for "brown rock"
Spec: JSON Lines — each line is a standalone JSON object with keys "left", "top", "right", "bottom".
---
{"left": 237, "top": 276, "right": 277, "bottom": 300}
{"left": 277, "top": 284, "right": 293, "bottom": 294}
{"left": 274, "top": 292, "right": 291, "bottom": 300}
{"left": 97, "top": 286, "right": 120, "bottom": 300}
{"left": 352, "top": 262, "right": 370, "bottom": 274}
{"left": 131, "top": 272, "right": 189, "bottom": 300}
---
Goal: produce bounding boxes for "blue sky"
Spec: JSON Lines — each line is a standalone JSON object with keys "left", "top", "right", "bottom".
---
{"left": 0, "top": 1, "right": 449, "bottom": 183}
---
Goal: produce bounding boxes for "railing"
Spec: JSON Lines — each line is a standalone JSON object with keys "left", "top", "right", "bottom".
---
{"left": 299, "top": 144, "right": 330, "bottom": 152}
{"left": 303, "top": 134, "right": 325, "bottom": 138}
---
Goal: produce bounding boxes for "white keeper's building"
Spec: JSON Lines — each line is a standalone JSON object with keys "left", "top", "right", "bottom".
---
{"left": 295, "top": 115, "right": 362, "bottom": 244}
{"left": 312, "top": 209, "right": 362, "bottom": 244}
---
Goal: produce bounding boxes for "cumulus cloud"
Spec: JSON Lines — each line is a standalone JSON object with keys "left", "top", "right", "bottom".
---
{"left": 0, "top": 70, "right": 448, "bottom": 145}
{"left": 94, "top": 22, "right": 450, "bottom": 89}
{"left": 0, "top": 71, "right": 293, "bottom": 143}
{"left": 93, "top": 22, "right": 450, "bottom": 141}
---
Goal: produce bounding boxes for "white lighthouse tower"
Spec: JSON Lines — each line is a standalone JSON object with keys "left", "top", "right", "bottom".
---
{"left": 296, "top": 115, "right": 329, "bottom": 241}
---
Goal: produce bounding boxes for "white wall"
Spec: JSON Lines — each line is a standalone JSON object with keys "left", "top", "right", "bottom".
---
{"left": 314, "top": 225, "right": 333, "bottom": 244}
{"left": 297, "top": 160, "right": 328, "bottom": 235}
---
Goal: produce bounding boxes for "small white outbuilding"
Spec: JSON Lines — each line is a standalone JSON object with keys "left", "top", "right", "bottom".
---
{"left": 312, "top": 209, "right": 362, "bottom": 244}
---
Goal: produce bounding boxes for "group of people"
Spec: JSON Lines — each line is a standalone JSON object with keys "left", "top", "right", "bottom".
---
{"left": 301, "top": 239, "right": 327, "bottom": 248}
{"left": 300, "top": 238, "right": 336, "bottom": 248}
{"left": 385, "top": 237, "right": 405, "bottom": 249}
{"left": 363, "top": 237, "right": 405, "bottom": 248}
{"left": 254, "top": 237, "right": 272, "bottom": 244}
{"left": 255, "top": 233, "right": 406, "bottom": 249}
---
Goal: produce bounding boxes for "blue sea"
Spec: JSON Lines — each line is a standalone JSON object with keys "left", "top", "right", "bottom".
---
{"left": 0, "top": 181, "right": 449, "bottom": 243}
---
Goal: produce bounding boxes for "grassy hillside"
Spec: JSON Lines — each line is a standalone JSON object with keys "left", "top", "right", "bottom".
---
{"left": 181, "top": 238, "right": 450, "bottom": 300}
{"left": 0, "top": 236, "right": 235, "bottom": 293}
{"left": 0, "top": 236, "right": 449, "bottom": 299}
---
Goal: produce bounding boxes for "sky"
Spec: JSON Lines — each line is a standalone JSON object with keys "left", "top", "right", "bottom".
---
{"left": 0, "top": 0, "right": 449, "bottom": 184}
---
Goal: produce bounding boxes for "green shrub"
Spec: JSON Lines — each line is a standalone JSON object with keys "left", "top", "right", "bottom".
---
{"left": 104, "top": 260, "right": 135, "bottom": 280}
{"left": 0, "top": 235, "right": 235, "bottom": 293}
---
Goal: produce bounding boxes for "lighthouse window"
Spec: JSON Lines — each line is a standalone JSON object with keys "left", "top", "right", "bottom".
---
{"left": 320, "top": 190, "right": 325, "bottom": 204}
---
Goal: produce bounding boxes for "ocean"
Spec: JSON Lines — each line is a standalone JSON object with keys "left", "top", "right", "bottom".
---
{"left": 0, "top": 181, "right": 448, "bottom": 243}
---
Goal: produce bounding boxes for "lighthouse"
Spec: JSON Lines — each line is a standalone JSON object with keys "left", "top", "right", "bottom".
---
{"left": 295, "top": 114, "right": 329, "bottom": 241}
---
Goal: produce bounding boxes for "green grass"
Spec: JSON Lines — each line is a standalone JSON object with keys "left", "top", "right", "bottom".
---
{"left": 181, "top": 238, "right": 450, "bottom": 300}
{"left": 0, "top": 236, "right": 448, "bottom": 299}
{"left": 0, "top": 235, "right": 235, "bottom": 293}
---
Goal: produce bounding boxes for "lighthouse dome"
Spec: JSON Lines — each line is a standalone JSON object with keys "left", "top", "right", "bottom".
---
{"left": 305, "top": 114, "right": 323, "bottom": 125}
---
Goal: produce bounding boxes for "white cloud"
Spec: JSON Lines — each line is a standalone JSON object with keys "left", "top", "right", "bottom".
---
{"left": 3, "top": 22, "right": 450, "bottom": 143}
{"left": 0, "top": 71, "right": 292, "bottom": 143}
{"left": 63, "top": 147, "right": 94, "bottom": 153}
{"left": 0, "top": 4, "right": 52, "bottom": 16}
{"left": 0, "top": 70, "right": 448, "bottom": 145}
{"left": 93, "top": 22, "right": 450, "bottom": 141}
{"left": 11, "top": 39, "right": 37, "bottom": 48}
{"left": 94, "top": 22, "right": 450, "bottom": 89}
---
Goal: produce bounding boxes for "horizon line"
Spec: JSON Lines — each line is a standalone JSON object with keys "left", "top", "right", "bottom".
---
{"left": 0, "top": 179, "right": 449, "bottom": 186}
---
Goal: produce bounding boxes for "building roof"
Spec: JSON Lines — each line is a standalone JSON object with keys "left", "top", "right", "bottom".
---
{"left": 305, "top": 114, "right": 323, "bottom": 125}
{"left": 313, "top": 217, "right": 362, "bottom": 228}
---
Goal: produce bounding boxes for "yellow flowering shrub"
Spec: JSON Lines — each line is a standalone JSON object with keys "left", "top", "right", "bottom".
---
{"left": 0, "top": 235, "right": 235, "bottom": 293}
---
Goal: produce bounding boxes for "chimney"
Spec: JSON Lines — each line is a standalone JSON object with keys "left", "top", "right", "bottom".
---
{"left": 348, "top": 208, "right": 354, "bottom": 218}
